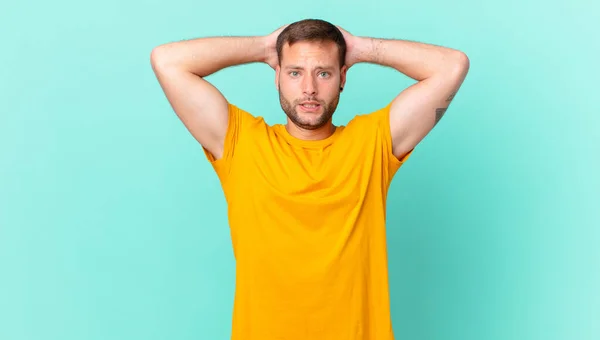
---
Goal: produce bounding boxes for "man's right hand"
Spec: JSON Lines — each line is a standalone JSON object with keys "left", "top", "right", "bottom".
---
{"left": 263, "top": 25, "right": 288, "bottom": 70}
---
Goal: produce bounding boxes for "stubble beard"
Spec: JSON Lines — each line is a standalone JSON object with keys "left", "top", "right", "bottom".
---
{"left": 278, "top": 89, "right": 341, "bottom": 131}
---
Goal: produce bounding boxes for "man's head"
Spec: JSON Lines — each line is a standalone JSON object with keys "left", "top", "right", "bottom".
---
{"left": 275, "top": 19, "right": 347, "bottom": 131}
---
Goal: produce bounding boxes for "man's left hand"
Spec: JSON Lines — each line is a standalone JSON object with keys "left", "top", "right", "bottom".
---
{"left": 336, "top": 26, "right": 362, "bottom": 69}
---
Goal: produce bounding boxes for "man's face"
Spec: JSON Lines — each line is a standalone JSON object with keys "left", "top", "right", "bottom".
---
{"left": 276, "top": 40, "right": 347, "bottom": 130}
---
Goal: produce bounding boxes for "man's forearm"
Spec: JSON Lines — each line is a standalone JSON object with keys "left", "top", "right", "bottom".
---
{"left": 353, "top": 37, "right": 468, "bottom": 81}
{"left": 151, "top": 36, "right": 267, "bottom": 77}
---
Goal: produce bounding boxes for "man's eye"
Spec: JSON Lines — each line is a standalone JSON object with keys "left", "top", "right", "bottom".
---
{"left": 290, "top": 71, "right": 299, "bottom": 76}
{"left": 319, "top": 72, "right": 329, "bottom": 77}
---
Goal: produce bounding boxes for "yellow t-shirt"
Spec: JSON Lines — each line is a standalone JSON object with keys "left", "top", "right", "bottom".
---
{"left": 204, "top": 102, "right": 413, "bottom": 340}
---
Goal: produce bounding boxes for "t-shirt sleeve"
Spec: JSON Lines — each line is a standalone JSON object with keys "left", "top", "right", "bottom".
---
{"left": 202, "top": 102, "right": 248, "bottom": 184}
{"left": 367, "top": 102, "right": 415, "bottom": 181}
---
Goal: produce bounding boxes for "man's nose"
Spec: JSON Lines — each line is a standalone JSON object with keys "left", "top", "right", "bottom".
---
{"left": 302, "top": 74, "right": 317, "bottom": 96}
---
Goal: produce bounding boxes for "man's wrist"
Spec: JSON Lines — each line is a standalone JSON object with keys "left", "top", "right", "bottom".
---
{"left": 259, "top": 35, "right": 270, "bottom": 63}
{"left": 353, "top": 37, "right": 381, "bottom": 65}
{"left": 352, "top": 37, "right": 369, "bottom": 64}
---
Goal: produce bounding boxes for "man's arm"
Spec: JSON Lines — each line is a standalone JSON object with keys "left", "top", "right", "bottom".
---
{"left": 339, "top": 29, "right": 470, "bottom": 160}
{"left": 150, "top": 36, "right": 269, "bottom": 159}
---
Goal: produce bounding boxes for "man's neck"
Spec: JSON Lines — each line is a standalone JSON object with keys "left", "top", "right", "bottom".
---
{"left": 285, "top": 121, "right": 336, "bottom": 141}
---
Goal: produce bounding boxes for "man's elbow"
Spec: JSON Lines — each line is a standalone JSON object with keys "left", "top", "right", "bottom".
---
{"left": 439, "top": 51, "right": 469, "bottom": 81}
{"left": 150, "top": 45, "right": 169, "bottom": 70}
{"left": 451, "top": 51, "right": 470, "bottom": 74}
{"left": 150, "top": 44, "right": 181, "bottom": 71}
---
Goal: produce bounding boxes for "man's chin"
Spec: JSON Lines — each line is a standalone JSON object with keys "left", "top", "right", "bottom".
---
{"left": 293, "top": 117, "right": 329, "bottom": 130}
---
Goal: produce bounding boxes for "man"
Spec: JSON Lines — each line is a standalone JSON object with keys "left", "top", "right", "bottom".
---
{"left": 151, "top": 18, "right": 469, "bottom": 340}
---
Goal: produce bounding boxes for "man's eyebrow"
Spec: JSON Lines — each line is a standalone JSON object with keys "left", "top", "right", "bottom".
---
{"left": 284, "top": 65, "right": 335, "bottom": 70}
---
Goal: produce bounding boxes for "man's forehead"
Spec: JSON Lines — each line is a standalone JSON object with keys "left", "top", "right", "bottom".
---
{"left": 280, "top": 41, "right": 339, "bottom": 67}
{"left": 283, "top": 40, "right": 339, "bottom": 52}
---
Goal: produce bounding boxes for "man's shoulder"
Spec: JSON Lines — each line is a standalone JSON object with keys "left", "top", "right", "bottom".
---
{"left": 228, "top": 103, "right": 271, "bottom": 128}
{"left": 344, "top": 103, "right": 391, "bottom": 128}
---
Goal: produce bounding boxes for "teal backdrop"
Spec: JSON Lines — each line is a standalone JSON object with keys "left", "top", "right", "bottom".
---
{"left": 1, "top": 0, "right": 598, "bottom": 339}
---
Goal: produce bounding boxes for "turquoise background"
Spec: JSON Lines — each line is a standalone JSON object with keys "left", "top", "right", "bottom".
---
{"left": 1, "top": 0, "right": 598, "bottom": 339}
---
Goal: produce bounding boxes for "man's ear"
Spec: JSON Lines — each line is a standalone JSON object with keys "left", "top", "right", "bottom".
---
{"left": 275, "top": 64, "right": 280, "bottom": 91}
{"left": 340, "top": 65, "right": 348, "bottom": 91}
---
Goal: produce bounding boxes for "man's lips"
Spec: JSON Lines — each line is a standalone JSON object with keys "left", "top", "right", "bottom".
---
{"left": 298, "top": 102, "right": 321, "bottom": 112}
